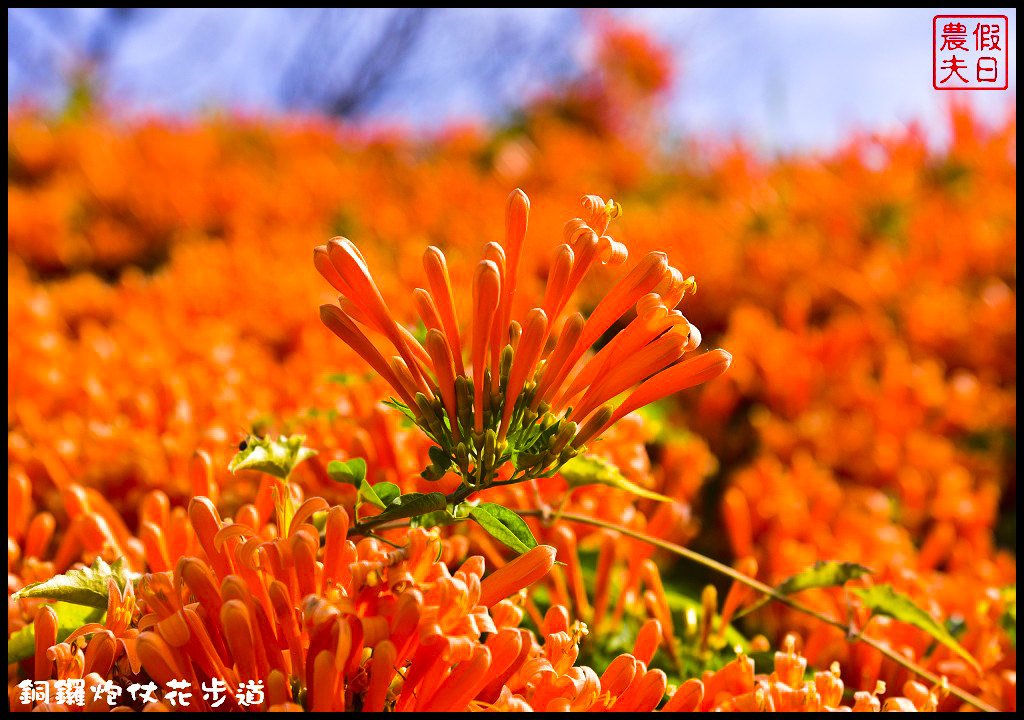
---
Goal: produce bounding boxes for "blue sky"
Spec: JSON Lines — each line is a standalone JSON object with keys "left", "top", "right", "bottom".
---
{"left": 7, "top": 8, "right": 1017, "bottom": 153}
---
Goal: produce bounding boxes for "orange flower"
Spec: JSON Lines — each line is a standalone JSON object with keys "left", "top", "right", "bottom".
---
{"left": 65, "top": 578, "right": 141, "bottom": 675}
{"left": 315, "top": 190, "right": 730, "bottom": 490}
{"left": 478, "top": 543, "right": 557, "bottom": 607}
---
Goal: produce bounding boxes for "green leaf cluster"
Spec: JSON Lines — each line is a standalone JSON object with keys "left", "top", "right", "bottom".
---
{"left": 327, "top": 457, "right": 366, "bottom": 486}
{"left": 11, "top": 557, "right": 132, "bottom": 609}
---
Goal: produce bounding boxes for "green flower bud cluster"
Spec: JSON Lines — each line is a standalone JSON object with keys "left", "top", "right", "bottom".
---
{"left": 402, "top": 348, "right": 587, "bottom": 490}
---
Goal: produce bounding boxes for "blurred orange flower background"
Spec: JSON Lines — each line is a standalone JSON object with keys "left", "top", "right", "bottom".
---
{"left": 8, "top": 23, "right": 1015, "bottom": 712}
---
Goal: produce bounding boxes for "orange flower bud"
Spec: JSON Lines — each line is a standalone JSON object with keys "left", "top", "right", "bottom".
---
{"left": 23, "top": 512, "right": 55, "bottom": 560}
{"left": 34, "top": 605, "right": 58, "bottom": 681}
{"left": 188, "top": 496, "right": 234, "bottom": 579}
{"left": 532, "top": 312, "right": 585, "bottom": 410}
{"left": 542, "top": 244, "right": 575, "bottom": 324}
{"left": 478, "top": 544, "right": 556, "bottom": 607}
{"left": 8, "top": 469, "right": 32, "bottom": 543}
{"left": 421, "top": 644, "right": 492, "bottom": 712}
{"left": 139, "top": 521, "right": 172, "bottom": 573}
{"left": 135, "top": 631, "right": 184, "bottom": 688}
{"left": 394, "top": 632, "right": 447, "bottom": 712}
{"left": 542, "top": 604, "right": 571, "bottom": 636}
{"left": 178, "top": 556, "right": 224, "bottom": 619}
{"left": 719, "top": 556, "right": 757, "bottom": 640}
{"left": 471, "top": 259, "right": 502, "bottom": 431}
{"left": 266, "top": 669, "right": 291, "bottom": 708}
{"left": 364, "top": 640, "right": 398, "bottom": 712}
{"left": 631, "top": 618, "right": 662, "bottom": 666}
{"left": 600, "top": 653, "right": 639, "bottom": 699}
{"left": 605, "top": 348, "right": 732, "bottom": 430}
{"left": 612, "top": 668, "right": 667, "bottom": 712}
{"left": 189, "top": 449, "right": 216, "bottom": 502}
{"left": 498, "top": 308, "right": 547, "bottom": 441}
{"left": 662, "top": 678, "right": 704, "bottom": 712}
{"left": 425, "top": 329, "right": 461, "bottom": 444}
{"left": 422, "top": 246, "right": 465, "bottom": 376}
{"left": 500, "top": 188, "right": 529, "bottom": 335}
{"left": 320, "top": 304, "right": 417, "bottom": 409}
{"left": 81, "top": 628, "right": 116, "bottom": 678}
{"left": 220, "top": 599, "right": 257, "bottom": 684}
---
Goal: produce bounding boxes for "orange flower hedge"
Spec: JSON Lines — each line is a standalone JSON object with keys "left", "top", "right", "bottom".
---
{"left": 7, "top": 25, "right": 1016, "bottom": 712}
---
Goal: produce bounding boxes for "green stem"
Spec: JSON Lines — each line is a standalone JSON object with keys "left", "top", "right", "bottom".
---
{"left": 347, "top": 475, "right": 499, "bottom": 537}
{"left": 366, "top": 532, "right": 404, "bottom": 549}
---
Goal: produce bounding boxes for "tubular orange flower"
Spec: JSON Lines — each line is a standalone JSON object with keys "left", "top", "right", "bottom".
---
{"left": 315, "top": 190, "right": 729, "bottom": 492}
{"left": 319, "top": 304, "right": 416, "bottom": 409}
{"left": 663, "top": 677, "right": 705, "bottom": 711}
{"left": 498, "top": 308, "right": 548, "bottom": 442}
{"left": 64, "top": 578, "right": 140, "bottom": 675}
{"left": 599, "top": 652, "right": 639, "bottom": 699}
{"left": 426, "top": 329, "right": 462, "bottom": 445}
{"left": 421, "top": 644, "right": 493, "bottom": 712}
{"left": 82, "top": 628, "right": 116, "bottom": 678}
{"left": 34, "top": 605, "right": 57, "bottom": 682}
{"left": 499, "top": 188, "right": 529, "bottom": 340}
{"left": 542, "top": 244, "right": 575, "bottom": 322}
{"left": 604, "top": 347, "right": 733, "bottom": 431}
{"left": 423, "top": 246, "right": 466, "bottom": 376}
{"left": 478, "top": 544, "right": 557, "bottom": 607}
{"left": 612, "top": 667, "right": 667, "bottom": 712}
{"left": 631, "top": 618, "right": 662, "bottom": 666}
{"left": 326, "top": 237, "right": 429, "bottom": 391}
{"left": 472, "top": 260, "right": 502, "bottom": 432}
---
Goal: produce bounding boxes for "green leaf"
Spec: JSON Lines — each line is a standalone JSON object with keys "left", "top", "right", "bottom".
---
{"left": 382, "top": 398, "right": 418, "bottom": 424}
{"left": 10, "top": 557, "right": 132, "bottom": 609}
{"left": 468, "top": 503, "right": 538, "bottom": 555}
{"left": 737, "top": 561, "right": 872, "bottom": 619}
{"left": 851, "top": 585, "right": 981, "bottom": 672}
{"left": 560, "top": 454, "right": 673, "bottom": 502}
{"left": 428, "top": 446, "right": 452, "bottom": 470}
{"left": 328, "top": 458, "right": 367, "bottom": 486}
{"left": 375, "top": 492, "right": 447, "bottom": 523}
{"left": 7, "top": 602, "right": 106, "bottom": 664}
{"left": 229, "top": 434, "right": 316, "bottom": 480}
{"left": 777, "top": 561, "right": 872, "bottom": 594}
{"left": 358, "top": 480, "right": 400, "bottom": 510}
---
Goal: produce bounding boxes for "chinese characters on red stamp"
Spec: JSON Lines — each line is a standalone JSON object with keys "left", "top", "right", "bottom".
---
{"left": 934, "top": 15, "right": 1009, "bottom": 90}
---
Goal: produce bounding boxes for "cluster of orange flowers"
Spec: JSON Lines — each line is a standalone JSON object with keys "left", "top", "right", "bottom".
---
{"left": 316, "top": 189, "right": 729, "bottom": 492}
{"left": 7, "top": 491, "right": 957, "bottom": 712}
{"left": 8, "top": 21, "right": 1016, "bottom": 713}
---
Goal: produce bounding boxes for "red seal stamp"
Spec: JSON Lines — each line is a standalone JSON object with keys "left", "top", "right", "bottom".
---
{"left": 934, "top": 15, "right": 1009, "bottom": 90}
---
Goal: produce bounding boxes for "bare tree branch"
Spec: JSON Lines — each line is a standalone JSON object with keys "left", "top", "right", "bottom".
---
{"left": 280, "top": 8, "right": 430, "bottom": 118}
